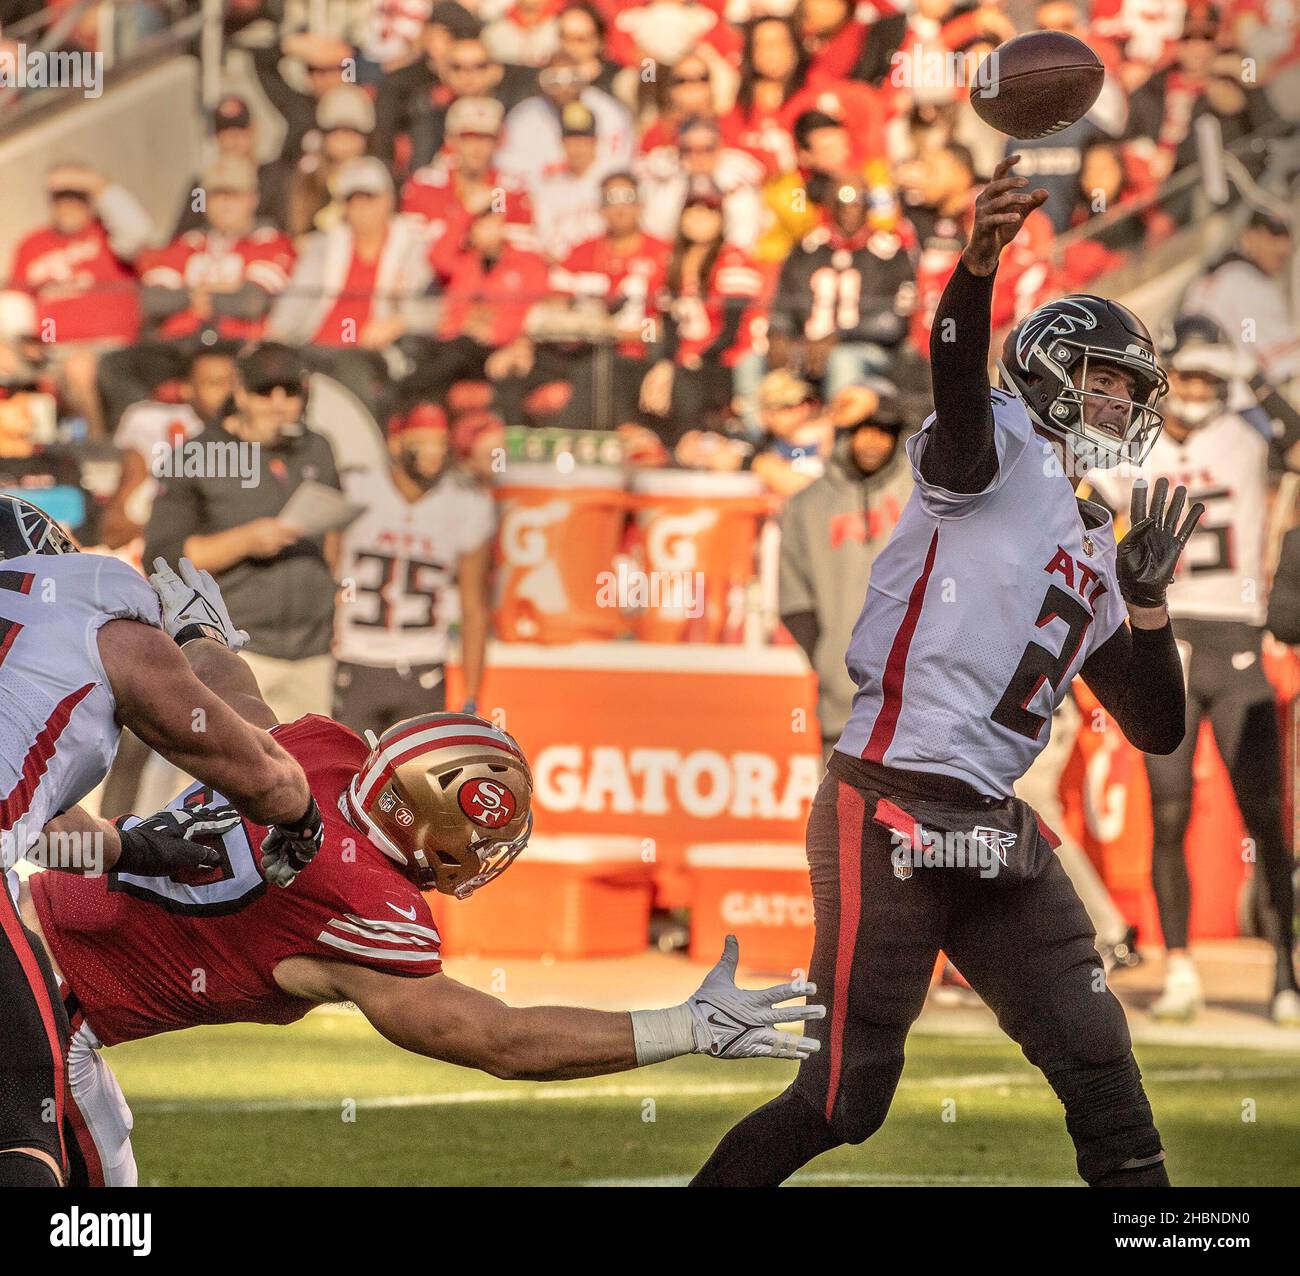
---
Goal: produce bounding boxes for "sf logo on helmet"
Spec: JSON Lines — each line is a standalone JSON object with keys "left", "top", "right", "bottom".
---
{"left": 458, "top": 778, "right": 516, "bottom": 828}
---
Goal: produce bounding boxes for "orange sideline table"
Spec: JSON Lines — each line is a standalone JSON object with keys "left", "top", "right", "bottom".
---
{"left": 445, "top": 641, "right": 822, "bottom": 965}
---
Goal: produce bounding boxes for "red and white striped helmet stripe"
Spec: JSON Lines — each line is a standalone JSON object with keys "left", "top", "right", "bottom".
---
{"left": 354, "top": 716, "right": 522, "bottom": 808}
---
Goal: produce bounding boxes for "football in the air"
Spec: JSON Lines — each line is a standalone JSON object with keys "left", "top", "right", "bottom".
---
{"left": 970, "top": 31, "right": 1105, "bottom": 139}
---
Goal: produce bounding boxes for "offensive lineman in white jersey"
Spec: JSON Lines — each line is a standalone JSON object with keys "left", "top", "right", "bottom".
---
{"left": 1086, "top": 317, "right": 1299, "bottom": 1026}
{"left": 333, "top": 406, "right": 493, "bottom": 737}
{"left": 0, "top": 497, "right": 323, "bottom": 1187}
{"left": 694, "top": 156, "right": 1203, "bottom": 1188}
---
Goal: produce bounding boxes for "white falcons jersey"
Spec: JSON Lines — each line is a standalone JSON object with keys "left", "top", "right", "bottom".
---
{"left": 334, "top": 467, "right": 494, "bottom": 668}
{"left": 836, "top": 390, "right": 1129, "bottom": 797}
{"left": 0, "top": 553, "right": 160, "bottom": 865}
{"left": 1086, "top": 413, "right": 1267, "bottom": 626}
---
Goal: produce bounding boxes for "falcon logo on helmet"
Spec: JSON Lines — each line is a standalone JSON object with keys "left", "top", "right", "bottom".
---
{"left": 997, "top": 293, "right": 1169, "bottom": 472}
{"left": 342, "top": 712, "right": 533, "bottom": 897}
{"left": 0, "top": 495, "right": 77, "bottom": 560}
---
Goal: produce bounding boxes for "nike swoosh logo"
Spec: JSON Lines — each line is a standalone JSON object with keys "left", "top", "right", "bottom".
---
{"left": 387, "top": 902, "right": 418, "bottom": 920}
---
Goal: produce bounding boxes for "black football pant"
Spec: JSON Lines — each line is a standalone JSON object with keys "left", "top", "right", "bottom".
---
{"left": 692, "top": 758, "right": 1168, "bottom": 1187}
{"left": 0, "top": 875, "right": 70, "bottom": 1184}
{"left": 1145, "top": 619, "right": 1296, "bottom": 993}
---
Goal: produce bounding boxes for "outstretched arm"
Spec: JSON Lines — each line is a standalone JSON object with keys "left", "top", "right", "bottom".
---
{"left": 275, "top": 936, "right": 823, "bottom": 1081}
{"left": 920, "top": 155, "right": 1047, "bottom": 495}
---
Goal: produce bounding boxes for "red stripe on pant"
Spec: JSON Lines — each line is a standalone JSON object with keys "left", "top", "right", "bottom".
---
{"left": 62, "top": 1007, "right": 106, "bottom": 1188}
{"left": 0, "top": 882, "right": 67, "bottom": 1175}
{"left": 824, "top": 781, "right": 865, "bottom": 1123}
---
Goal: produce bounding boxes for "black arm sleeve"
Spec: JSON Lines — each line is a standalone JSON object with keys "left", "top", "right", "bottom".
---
{"left": 782, "top": 609, "right": 820, "bottom": 665}
{"left": 919, "top": 260, "right": 999, "bottom": 495}
{"left": 1078, "top": 621, "right": 1186, "bottom": 754}
{"left": 1267, "top": 527, "right": 1300, "bottom": 644}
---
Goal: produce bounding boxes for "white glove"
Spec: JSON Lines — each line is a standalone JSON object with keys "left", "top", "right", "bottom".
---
{"left": 630, "top": 935, "right": 825, "bottom": 1065}
{"left": 149, "top": 557, "right": 249, "bottom": 651}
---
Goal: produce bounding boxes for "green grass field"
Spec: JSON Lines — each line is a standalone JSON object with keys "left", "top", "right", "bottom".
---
{"left": 103, "top": 1008, "right": 1300, "bottom": 1186}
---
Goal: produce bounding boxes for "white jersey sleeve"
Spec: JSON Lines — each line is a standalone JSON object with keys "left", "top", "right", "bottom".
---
{"left": 905, "top": 388, "right": 1035, "bottom": 519}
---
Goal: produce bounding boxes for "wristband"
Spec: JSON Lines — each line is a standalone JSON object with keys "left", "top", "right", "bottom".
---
{"left": 174, "top": 622, "right": 228, "bottom": 648}
{"left": 629, "top": 1003, "right": 696, "bottom": 1066}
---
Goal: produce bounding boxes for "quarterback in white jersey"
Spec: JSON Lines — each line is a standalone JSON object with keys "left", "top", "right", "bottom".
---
{"left": 333, "top": 407, "right": 494, "bottom": 739}
{"left": 836, "top": 386, "right": 1130, "bottom": 795}
{"left": 1089, "top": 317, "right": 1299, "bottom": 1027}
{"left": 695, "top": 155, "right": 1203, "bottom": 1189}
{"left": 0, "top": 499, "right": 318, "bottom": 1187}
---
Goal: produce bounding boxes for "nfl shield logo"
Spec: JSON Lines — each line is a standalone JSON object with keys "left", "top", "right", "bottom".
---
{"left": 894, "top": 861, "right": 912, "bottom": 881}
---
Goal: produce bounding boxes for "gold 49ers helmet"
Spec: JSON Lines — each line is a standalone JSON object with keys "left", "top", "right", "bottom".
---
{"left": 343, "top": 713, "right": 534, "bottom": 897}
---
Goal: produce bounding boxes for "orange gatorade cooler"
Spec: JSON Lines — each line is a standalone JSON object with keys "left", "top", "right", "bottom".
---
{"left": 629, "top": 470, "right": 769, "bottom": 643}
{"left": 429, "top": 836, "right": 654, "bottom": 959}
{"left": 492, "top": 463, "right": 629, "bottom": 643}
{"left": 686, "top": 842, "right": 813, "bottom": 976}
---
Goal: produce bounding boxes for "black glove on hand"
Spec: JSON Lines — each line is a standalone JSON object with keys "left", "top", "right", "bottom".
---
{"left": 260, "top": 797, "right": 324, "bottom": 888}
{"left": 114, "top": 805, "right": 240, "bottom": 877}
{"left": 1117, "top": 477, "right": 1205, "bottom": 610}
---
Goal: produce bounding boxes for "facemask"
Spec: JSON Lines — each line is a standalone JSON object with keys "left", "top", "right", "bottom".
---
{"left": 1164, "top": 394, "right": 1221, "bottom": 429}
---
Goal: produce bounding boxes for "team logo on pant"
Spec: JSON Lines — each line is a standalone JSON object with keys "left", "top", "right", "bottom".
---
{"left": 458, "top": 777, "right": 517, "bottom": 828}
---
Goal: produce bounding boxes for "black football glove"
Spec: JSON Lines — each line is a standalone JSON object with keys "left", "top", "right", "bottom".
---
{"left": 114, "top": 805, "right": 240, "bottom": 877}
{"left": 260, "top": 797, "right": 324, "bottom": 888}
{"left": 1116, "top": 477, "right": 1205, "bottom": 610}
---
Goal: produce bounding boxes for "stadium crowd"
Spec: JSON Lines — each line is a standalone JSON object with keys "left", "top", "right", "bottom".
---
{"left": 0, "top": 0, "right": 1297, "bottom": 1024}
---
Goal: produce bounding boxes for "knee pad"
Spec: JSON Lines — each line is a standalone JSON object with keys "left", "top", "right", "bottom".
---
{"left": 1026, "top": 963, "right": 1161, "bottom": 1184}
{"left": 825, "top": 1047, "right": 907, "bottom": 1145}
{"left": 0, "top": 1149, "right": 61, "bottom": 1187}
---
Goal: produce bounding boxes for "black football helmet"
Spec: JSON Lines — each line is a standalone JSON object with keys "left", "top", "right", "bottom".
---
{"left": 0, "top": 495, "right": 77, "bottom": 560}
{"left": 997, "top": 294, "right": 1168, "bottom": 471}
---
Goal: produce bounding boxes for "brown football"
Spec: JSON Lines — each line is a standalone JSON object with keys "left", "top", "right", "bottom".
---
{"left": 970, "top": 31, "right": 1104, "bottom": 140}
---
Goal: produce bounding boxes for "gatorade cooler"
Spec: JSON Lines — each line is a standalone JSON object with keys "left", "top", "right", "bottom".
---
{"left": 629, "top": 470, "right": 770, "bottom": 643}
{"left": 686, "top": 842, "right": 813, "bottom": 976}
{"left": 429, "top": 836, "right": 654, "bottom": 959}
{"left": 493, "top": 463, "right": 628, "bottom": 643}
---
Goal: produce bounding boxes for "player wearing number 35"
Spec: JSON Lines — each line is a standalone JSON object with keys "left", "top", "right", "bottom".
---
{"left": 693, "top": 156, "right": 1203, "bottom": 1188}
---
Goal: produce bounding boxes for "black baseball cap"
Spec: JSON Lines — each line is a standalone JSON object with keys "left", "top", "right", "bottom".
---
{"left": 237, "top": 343, "right": 307, "bottom": 395}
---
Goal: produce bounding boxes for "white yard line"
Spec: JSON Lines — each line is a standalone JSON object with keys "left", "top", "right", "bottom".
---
{"left": 133, "top": 1064, "right": 1300, "bottom": 1115}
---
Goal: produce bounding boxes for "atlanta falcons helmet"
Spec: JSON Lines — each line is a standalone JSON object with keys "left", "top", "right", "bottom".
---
{"left": 343, "top": 712, "right": 534, "bottom": 897}
{"left": 997, "top": 294, "right": 1169, "bottom": 470}
{"left": 1158, "top": 314, "right": 1249, "bottom": 428}
{"left": 0, "top": 495, "right": 77, "bottom": 560}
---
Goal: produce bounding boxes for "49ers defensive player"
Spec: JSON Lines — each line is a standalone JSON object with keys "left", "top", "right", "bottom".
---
{"left": 17, "top": 561, "right": 823, "bottom": 1186}
{"left": 0, "top": 515, "right": 320, "bottom": 1189}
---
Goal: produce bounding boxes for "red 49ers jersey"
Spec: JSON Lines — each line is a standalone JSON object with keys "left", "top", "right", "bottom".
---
{"left": 664, "top": 244, "right": 764, "bottom": 367}
{"left": 138, "top": 226, "right": 295, "bottom": 342}
{"left": 32, "top": 714, "right": 442, "bottom": 1046}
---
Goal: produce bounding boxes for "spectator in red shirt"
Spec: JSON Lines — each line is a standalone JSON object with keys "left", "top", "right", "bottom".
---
{"left": 401, "top": 207, "right": 552, "bottom": 421}
{"left": 268, "top": 157, "right": 436, "bottom": 425}
{"left": 402, "top": 95, "right": 534, "bottom": 255}
{"left": 98, "top": 157, "right": 296, "bottom": 430}
{"left": 553, "top": 170, "right": 671, "bottom": 426}
{"left": 794, "top": 0, "right": 868, "bottom": 82}
{"left": 638, "top": 180, "right": 764, "bottom": 443}
{"left": 726, "top": 15, "right": 810, "bottom": 177}
{"left": 8, "top": 161, "right": 153, "bottom": 437}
